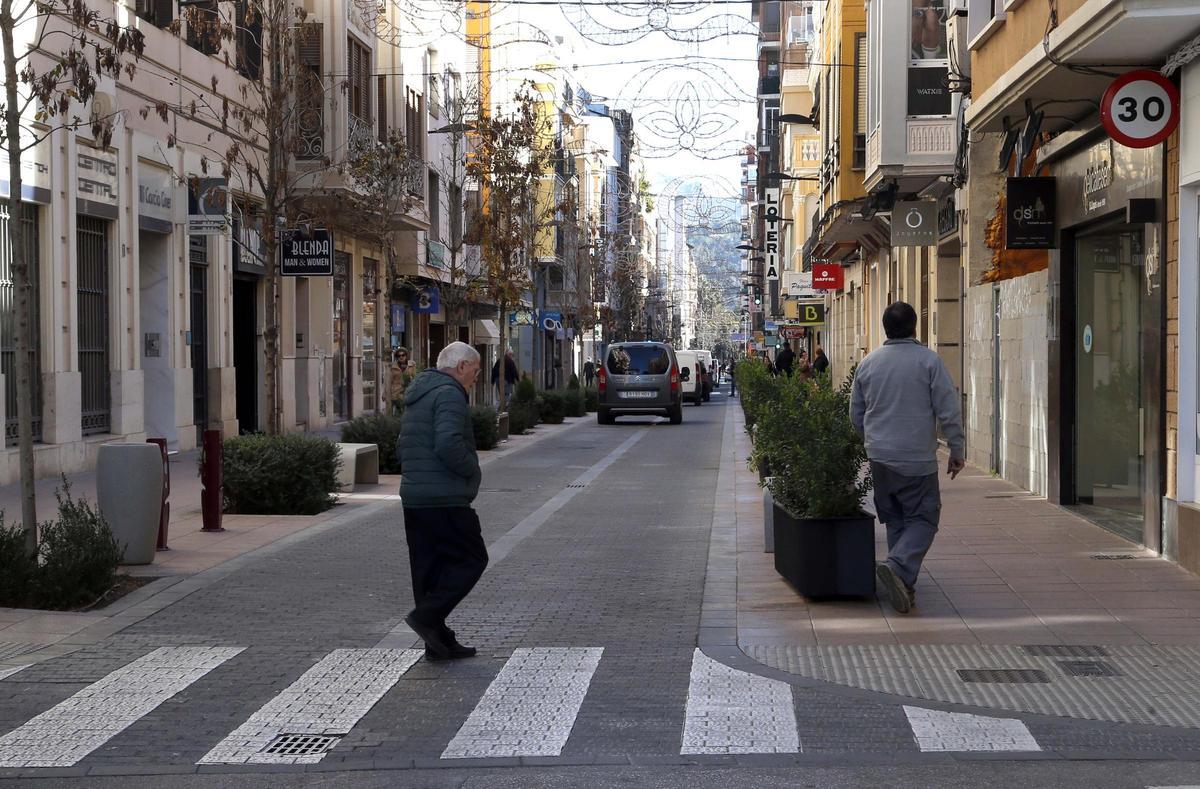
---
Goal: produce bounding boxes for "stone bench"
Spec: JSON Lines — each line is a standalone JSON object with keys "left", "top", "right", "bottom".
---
{"left": 336, "top": 442, "right": 380, "bottom": 491}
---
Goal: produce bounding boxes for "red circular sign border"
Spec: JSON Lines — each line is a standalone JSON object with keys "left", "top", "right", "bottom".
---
{"left": 1100, "top": 69, "right": 1180, "bottom": 149}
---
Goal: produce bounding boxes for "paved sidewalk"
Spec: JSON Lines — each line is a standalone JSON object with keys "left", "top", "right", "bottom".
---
{"left": 0, "top": 416, "right": 591, "bottom": 650}
{"left": 728, "top": 403, "right": 1200, "bottom": 648}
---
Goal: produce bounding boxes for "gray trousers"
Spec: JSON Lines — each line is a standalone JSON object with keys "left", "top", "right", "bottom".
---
{"left": 870, "top": 462, "right": 941, "bottom": 589}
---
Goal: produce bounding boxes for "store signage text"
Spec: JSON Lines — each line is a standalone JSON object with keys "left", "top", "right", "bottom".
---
{"left": 764, "top": 188, "right": 781, "bottom": 281}
{"left": 280, "top": 227, "right": 334, "bottom": 276}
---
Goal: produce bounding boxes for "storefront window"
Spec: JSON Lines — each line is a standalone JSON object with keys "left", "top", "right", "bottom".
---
{"left": 908, "top": 0, "right": 951, "bottom": 117}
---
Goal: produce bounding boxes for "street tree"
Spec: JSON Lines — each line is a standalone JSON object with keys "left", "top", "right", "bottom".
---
{"left": 466, "top": 85, "right": 554, "bottom": 409}
{"left": 1, "top": 0, "right": 144, "bottom": 548}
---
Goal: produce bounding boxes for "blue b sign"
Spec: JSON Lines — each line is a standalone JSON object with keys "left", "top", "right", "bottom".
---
{"left": 412, "top": 287, "right": 440, "bottom": 314}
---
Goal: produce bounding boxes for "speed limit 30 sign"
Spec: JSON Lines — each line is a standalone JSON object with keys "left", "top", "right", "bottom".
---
{"left": 1100, "top": 69, "right": 1180, "bottom": 149}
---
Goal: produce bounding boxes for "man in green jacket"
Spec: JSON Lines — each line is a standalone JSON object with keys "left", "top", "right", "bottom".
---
{"left": 399, "top": 341, "right": 485, "bottom": 660}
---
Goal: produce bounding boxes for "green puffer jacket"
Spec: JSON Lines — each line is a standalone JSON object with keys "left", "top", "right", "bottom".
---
{"left": 398, "top": 369, "right": 481, "bottom": 508}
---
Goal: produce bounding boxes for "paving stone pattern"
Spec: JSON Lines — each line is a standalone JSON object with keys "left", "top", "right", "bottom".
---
{"left": 903, "top": 706, "right": 1040, "bottom": 752}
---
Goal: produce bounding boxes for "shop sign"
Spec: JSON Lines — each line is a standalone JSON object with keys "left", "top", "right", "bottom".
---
{"left": 188, "top": 177, "right": 228, "bottom": 235}
{"left": 539, "top": 310, "right": 562, "bottom": 331}
{"left": 411, "top": 286, "right": 440, "bottom": 314}
{"left": 783, "top": 271, "right": 818, "bottom": 299}
{"left": 1005, "top": 177, "right": 1056, "bottom": 249}
{"left": 0, "top": 130, "right": 51, "bottom": 203}
{"left": 779, "top": 325, "right": 806, "bottom": 340}
{"left": 908, "top": 66, "right": 951, "bottom": 116}
{"left": 509, "top": 309, "right": 535, "bottom": 326}
{"left": 891, "top": 201, "right": 938, "bottom": 247}
{"left": 764, "top": 187, "right": 781, "bottom": 281}
{"left": 280, "top": 227, "right": 333, "bottom": 276}
{"left": 812, "top": 263, "right": 844, "bottom": 290}
{"left": 1100, "top": 69, "right": 1180, "bottom": 149}
{"left": 76, "top": 145, "right": 117, "bottom": 218}
{"left": 793, "top": 302, "right": 825, "bottom": 326}
{"left": 137, "top": 164, "right": 174, "bottom": 233}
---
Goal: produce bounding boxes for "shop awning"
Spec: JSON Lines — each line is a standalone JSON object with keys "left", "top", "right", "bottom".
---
{"left": 474, "top": 319, "right": 500, "bottom": 345}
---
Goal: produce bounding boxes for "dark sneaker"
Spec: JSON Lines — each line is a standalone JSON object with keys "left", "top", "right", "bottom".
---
{"left": 406, "top": 613, "right": 452, "bottom": 659}
{"left": 876, "top": 563, "right": 912, "bottom": 614}
{"left": 424, "top": 643, "right": 477, "bottom": 662}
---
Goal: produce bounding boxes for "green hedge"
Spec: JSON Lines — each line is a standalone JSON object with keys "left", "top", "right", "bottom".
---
{"left": 471, "top": 405, "right": 499, "bottom": 450}
{"left": 222, "top": 434, "right": 341, "bottom": 515}
{"left": 0, "top": 516, "right": 37, "bottom": 608}
{"left": 340, "top": 413, "right": 403, "bottom": 473}
{"left": 584, "top": 387, "right": 599, "bottom": 412}
{"left": 565, "top": 388, "right": 587, "bottom": 417}
{"left": 538, "top": 391, "right": 568, "bottom": 424}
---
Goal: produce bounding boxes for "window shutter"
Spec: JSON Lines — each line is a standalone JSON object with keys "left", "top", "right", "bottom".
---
{"left": 855, "top": 34, "right": 867, "bottom": 135}
{"left": 377, "top": 74, "right": 388, "bottom": 141}
{"left": 298, "top": 23, "right": 322, "bottom": 71}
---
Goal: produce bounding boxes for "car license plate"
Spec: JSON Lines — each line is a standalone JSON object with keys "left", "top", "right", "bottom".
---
{"left": 620, "top": 391, "right": 656, "bottom": 399}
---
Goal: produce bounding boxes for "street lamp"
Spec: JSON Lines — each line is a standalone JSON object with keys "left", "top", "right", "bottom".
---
{"left": 766, "top": 171, "right": 820, "bottom": 182}
{"left": 735, "top": 243, "right": 762, "bottom": 251}
{"left": 777, "top": 113, "right": 816, "bottom": 125}
{"left": 430, "top": 122, "right": 476, "bottom": 134}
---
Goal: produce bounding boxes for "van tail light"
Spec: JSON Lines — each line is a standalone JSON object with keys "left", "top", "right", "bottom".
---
{"left": 597, "top": 367, "right": 606, "bottom": 393}
{"left": 670, "top": 365, "right": 679, "bottom": 392}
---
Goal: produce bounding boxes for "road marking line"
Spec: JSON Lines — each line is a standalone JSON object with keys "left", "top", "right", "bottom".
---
{"left": 198, "top": 648, "right": 422, "bottom": 765}
{"left": 681, "top": 649, "right": 800, "bottom": 755}
{"left": 442, "top": 647, "right": 602, "bottom": 759}
{"left": 377, "top": 429, "right": 648, "bottom": 648}
{"left": 0, "top": 665, "right": 27, "bottom": 681}
{"left": 903, "top": 705, "right": 1041, "bottom": 752}
{"left": 0, "top": 646, "right": 242, "bottom": 768}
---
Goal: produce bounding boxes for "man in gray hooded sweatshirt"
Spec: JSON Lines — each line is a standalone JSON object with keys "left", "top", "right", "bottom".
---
{"left": 851, "top": 302, "right": 965, "bottom": 613}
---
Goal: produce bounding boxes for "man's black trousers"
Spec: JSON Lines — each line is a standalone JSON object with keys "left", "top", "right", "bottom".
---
{"left": 403, "top": 506, "right": 489, "bottom": 632}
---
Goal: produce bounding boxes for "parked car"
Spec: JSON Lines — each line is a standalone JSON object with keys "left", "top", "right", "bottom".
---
{"left": 675, "top": 350, "right": 704, "bottom": 406}
{"left": 696, "top": 350, "right": 715, "bottom": 401}
{"left": 596, "top": 342, "right": 683, "bottom": 425}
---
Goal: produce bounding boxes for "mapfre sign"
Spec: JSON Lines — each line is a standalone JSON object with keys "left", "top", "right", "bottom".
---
{"left": 812, "top": 263, "right": 844, "bottom": 290}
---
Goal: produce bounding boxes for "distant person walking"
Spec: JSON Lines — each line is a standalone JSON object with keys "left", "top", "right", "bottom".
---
{"left": 851, "top": 302, "right": 965, "bottom": 614}
{"left": 795, "top": 350, "right": 813, "bottom": 383}
{"left": 775, "top": 343, "right": 795, "bottom": 377}
{"left": 388, "top": 347, "right": 413, "bottom": 415}
{"left": 399, "top": 342, "right": 487, "bottom": 661}
{"left": 583, "top": 358, "right": 595, "bottom": 387}
{"left": 812, "top": 346, "right": 830, "bottom": 376}
{"left": 491, "top": 349, "right": 519, "bottom": 404}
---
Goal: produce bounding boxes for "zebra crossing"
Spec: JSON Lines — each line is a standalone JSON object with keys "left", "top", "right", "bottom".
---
{"left": 0, "top": 646, "right": 1046, "bottom": 770}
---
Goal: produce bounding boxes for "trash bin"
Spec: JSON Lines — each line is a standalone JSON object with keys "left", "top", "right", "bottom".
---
{"left": 96, "top": 442, "right": 165, "bottom": 565}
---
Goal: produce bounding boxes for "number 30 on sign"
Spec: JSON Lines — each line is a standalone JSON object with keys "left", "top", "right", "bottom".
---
{"left": 1100, "top": 70, "right": 1180, "bottom": 149}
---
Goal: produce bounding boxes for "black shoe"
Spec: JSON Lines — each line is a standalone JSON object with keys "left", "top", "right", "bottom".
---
{"left": 405, "top": 613, "right": 452, "bottom": 659}
{"left": 876, "top": 563, "right": 912, "bottom": 614}
{"left": 424, "top": 643, "right": 477, "bottom": 662}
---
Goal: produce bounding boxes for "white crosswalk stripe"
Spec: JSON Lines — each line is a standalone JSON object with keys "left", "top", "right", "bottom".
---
{"left": 903, "top": 705, "right": 1041, "bottom": 752}
{"left": 681, "top": 649, "right": 800, "bottom": 755}
{"left": 0, "top": 665, "right": 28, "bottom": 681}
{"left": 199, "top": 648, "right": 422, "bottom": 765}
{"left": 442, "top": 647, "right": 603, "bottom": 759}
{"left": 0, "top": 646, "right": 243, "bottom": 768}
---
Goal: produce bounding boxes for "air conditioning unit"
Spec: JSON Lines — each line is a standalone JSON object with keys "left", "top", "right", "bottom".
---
{"left": 946, "top": 9, "right": 971, "bottom": 81}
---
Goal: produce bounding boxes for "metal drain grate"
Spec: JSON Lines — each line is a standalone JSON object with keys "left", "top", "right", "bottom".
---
{"left": 263, "top": 734, "right": 340, "bottom": 757}
{"left": 1057, "top": 660, "right": 1123, "bottom": 678}
{"left": 1023, "top": 645, "right": 1109, "bottom": 658}
{"left": 1090, "top": 553, "right": 1138, "bottom": 560}
{"left": 956, "top": 668, "right": 1050, "bottom": 684}
{"left": 566, "top": 483, "right": 587, "bottom": 489}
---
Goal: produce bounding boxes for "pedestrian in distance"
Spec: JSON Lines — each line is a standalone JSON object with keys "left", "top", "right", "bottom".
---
{"left": 795, "top": 350, "right": 813, "bottom": 383}
{"left": 399, "top": 342, "right": 488, "bottom": 660}
{"left": 583, "top": 358, "right": 595, "bottom": 387}
{"left": 812, "top": 345, "right": 830, "bottom": 376}
{"left": 388, "top": 347, "right": 412, "bottom": 416}
{"left": 850, "top": 302, "right": 966, "bottom": 614}
{"left": 491, "top": 349, "right": 519, "bottom": 404}
{"left": 775, "top": 342, "right": 795, "bottom": 377}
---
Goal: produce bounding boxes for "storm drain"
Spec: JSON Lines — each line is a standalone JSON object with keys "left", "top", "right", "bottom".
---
{"left": 566, "top": 483, "right": 587, "bottom": 489}
{"left": 1090, "top": 553, "right": 1139, "bottom": 560}
{"left": 263, "top": 734, "right": 340, "bottom": 757}
{"left": 1057, "top": 660, "right": 1123, "bottom": 678}
{"left": 956, "top": 669, "right": 1050, "bottom": 684}
{"left": 1022, "top": 645, "right": 1109, "bottom": 658}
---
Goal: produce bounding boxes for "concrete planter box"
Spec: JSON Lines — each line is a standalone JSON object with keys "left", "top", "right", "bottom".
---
{"left": 497, "top": 411, "right": 510, "bottom": 441}
{"left": 96, "top": 442, "right": 164, "bottom": 565}
{"left": 772, "top": 503, "right": 874, "bottom": 598}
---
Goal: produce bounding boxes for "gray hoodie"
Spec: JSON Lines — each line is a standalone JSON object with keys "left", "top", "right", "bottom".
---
{"left": 849, "top": 338, "right": 965, "bottom": 476}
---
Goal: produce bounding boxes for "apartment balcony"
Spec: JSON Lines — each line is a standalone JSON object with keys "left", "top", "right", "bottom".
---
{"left": 758, "top": 75, "right": 781, "bottom": 97}
{"left": 864, "top": 117, "right": 958, "bottom": 193}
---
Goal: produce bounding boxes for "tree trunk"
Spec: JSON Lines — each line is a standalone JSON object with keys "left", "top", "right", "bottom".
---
{"left": 2, "top": 3, "right": 38, "bottom": 551}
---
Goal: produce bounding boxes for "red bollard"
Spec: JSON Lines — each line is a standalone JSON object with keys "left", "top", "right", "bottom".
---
{"left": 147, "top": 438, "right": 171, "bottom": 550}
{"left": 200, "top": 428, "right": 225, "bottom": 533}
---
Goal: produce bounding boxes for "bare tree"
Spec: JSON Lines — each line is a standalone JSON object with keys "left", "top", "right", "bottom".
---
{"left": 1, "top": 0, "right": 144, "bottom": 548}
{"left": 466, "top": 85, "right": 554, "bottom": 410}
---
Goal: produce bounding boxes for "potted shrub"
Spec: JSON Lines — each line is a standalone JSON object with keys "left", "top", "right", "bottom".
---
{"left": 755, "top": 371, "right": 874, "bottom": 598}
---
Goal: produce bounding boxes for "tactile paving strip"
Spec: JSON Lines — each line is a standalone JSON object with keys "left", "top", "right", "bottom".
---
{"left": 744, "top": 644, "right": 1200, "bottom": 727}
{"left": 682, "top": 649, "right": 800, "bottom": 755}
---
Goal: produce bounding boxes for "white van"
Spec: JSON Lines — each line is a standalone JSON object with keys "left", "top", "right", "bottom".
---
{"left": 675, "top": 350, "right": 703, "bottom": 406}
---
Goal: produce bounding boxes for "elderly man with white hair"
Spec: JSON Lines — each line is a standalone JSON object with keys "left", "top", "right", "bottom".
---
{"left": 397, "top": 341, "right": 487, "bottom": 660}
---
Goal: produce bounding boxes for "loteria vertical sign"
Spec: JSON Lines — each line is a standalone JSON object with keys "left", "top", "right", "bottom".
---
{"left": 764, "top": 188, "right": 781, "bottom": 281}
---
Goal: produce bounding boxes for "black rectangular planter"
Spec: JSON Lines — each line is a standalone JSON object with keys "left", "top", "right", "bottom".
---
{"left": 772, "top": 503, "right": 875, "bottom": 598}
